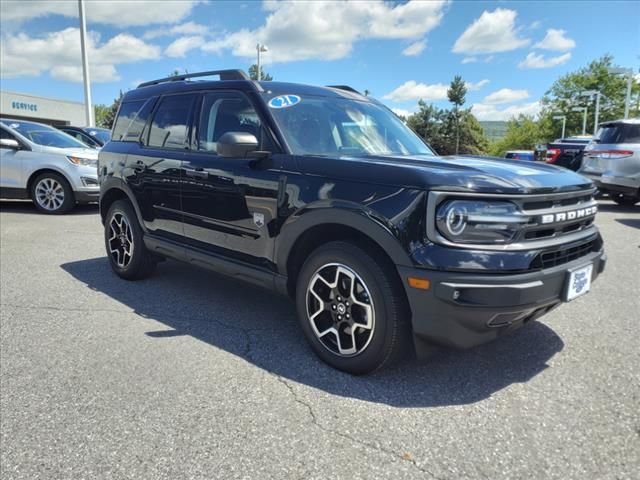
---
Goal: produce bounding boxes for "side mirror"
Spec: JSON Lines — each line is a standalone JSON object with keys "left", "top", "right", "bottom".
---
{"left": 217, "top": 132, "right": 259, "bottom": 158}
{"left": 0, "top": 138, "right": 21, "bottom": 150}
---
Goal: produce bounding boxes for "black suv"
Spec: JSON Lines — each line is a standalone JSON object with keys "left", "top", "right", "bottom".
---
{"left": 98, "top": 69, "right": 606, "bottom": 374}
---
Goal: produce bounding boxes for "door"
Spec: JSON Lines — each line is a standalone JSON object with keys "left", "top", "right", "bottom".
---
{"left": 180, "top": 91, "right": 281, "bottom": 268}
{"left": 124, "top": 93, "right": 197, "bottom": 242}
{"left": 0, "top": 127, "right": 27, "bottom": 193}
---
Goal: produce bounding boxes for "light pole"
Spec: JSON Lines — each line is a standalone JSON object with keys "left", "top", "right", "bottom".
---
{"left": 553, "top": 115, "right": 566, "bottom": 138}
{"left": 580, "top": 90, "right": 604, "bottom": 136}
{"left": 78, "top": 0, "right": 93, "bottom": 126}
{"left": 571, "top": 106, "right": 588, "bottom": 135}
{"left": 607, "top": 67, "right": 634, "bottom": 118}
{"left": 256, "top": 43, "right": 268, "bottom": 81}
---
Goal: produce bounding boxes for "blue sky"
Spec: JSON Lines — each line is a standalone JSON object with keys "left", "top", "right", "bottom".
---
{"left": 1, "top": 0, "right": 638, "bottom": 120}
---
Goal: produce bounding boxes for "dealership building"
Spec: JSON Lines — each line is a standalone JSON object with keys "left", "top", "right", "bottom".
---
{"left": 0, "top": 90, "right": 87, "bottom": 126}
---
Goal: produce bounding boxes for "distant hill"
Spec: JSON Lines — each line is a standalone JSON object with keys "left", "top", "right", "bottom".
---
{"left": 480, "top": 121, "right": 508, "bottom": 141}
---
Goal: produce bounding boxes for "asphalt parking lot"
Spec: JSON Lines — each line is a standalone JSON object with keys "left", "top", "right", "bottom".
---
{"left": 1, "top": 200, "right": 639, "bottom": 479}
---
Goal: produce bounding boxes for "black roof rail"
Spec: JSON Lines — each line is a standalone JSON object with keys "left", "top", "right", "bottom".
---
{"left": 137, "top": 69, "right": 251, "bottom": 88}
{"left": 326, "top": 85, "right": 361, "bottom": 95}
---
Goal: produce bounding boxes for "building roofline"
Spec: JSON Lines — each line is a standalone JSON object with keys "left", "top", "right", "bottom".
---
{"left": 0, "top": 89, "right": 85, "bottom": 107}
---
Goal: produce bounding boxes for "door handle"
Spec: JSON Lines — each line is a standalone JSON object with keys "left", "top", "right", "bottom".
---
{"left": 185, "top": 168, "right": 208, "bottom": 179}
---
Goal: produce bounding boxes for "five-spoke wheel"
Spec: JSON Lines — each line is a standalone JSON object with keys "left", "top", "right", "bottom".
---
{"left": 306, "top": 263, "right": 375, "bottom": 356}
{"left": 296, "top": 241, "right": 411, "bottom": 374}
{"left": 108, "top": 212, "right": 134, "bottom": 268}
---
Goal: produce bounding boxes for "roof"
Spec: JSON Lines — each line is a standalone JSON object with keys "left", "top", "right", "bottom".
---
{"left": 600, "top": 118, "right": 640, "bottom": 126}
{"left": 124, "top": 77, "right": 370, "bottom": 103}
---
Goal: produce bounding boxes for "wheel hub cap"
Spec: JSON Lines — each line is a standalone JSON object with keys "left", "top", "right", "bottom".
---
{"left": 35, "top": 178, "right": 64, "bottom": 211}
{"left": 306, "top": 263, "right": 375, "bottom": 357}
{"left": 108, "top": 212, "right": 134, "bottom": 268}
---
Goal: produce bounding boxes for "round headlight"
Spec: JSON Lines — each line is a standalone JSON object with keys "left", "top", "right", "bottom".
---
{"left": 445, "top": 205, "right": 467, "bottom": 236}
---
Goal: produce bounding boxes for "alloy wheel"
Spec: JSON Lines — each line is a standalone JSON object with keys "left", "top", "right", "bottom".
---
{"left": 306, "top": 263, "right": 375, "bottom": 357}
{"left": 108, "top": 212, "right": 134, "bottom": 268}
{"left": 35, "top": 178, "right": 65, "bottom": 211}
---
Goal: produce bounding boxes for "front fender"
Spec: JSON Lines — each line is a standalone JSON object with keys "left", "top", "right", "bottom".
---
{"left": 275, "top": 200, "right": 413, "bottom": 273}
{"left": 99, "top": 176, "right": 146, "bottom": 230}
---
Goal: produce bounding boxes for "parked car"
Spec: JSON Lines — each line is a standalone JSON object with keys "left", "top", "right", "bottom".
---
{"left": 0, "top": 118, "right": 99, "bottom": 213}
{"left": 546, "top": 136, "right": 592, "bottom": 171}
{"left": 579, "top": 119, "right": 640, "bottom": 206}
{"left": 56, "top": 126, "right": 111, "bottom": 149}
{"left": 505, "top": 150, "right": 535, "bottom": 161}
{"left": 99, "top": 69, "right": 606, "bottom": 373}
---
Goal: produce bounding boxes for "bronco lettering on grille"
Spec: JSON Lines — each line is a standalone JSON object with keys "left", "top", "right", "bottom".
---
{"left": 540, "top": 205, "right": 598, "bottom": 224}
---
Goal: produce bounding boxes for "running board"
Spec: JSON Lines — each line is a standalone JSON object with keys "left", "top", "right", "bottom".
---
{"left": 143, "top": 235, "right": 288, "bottom": 295}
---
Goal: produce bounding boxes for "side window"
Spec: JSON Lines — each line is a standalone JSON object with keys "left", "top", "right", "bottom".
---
{"left": 123, "top": 97, "right": 157, "bottom": 142}
{"left": 112, "top": 100, "right": 145, "bottom": 141}
{"left": 197, "top": 93, "right": 262, "bottom": 153}
{"left": 147, "top": 94, "right": 197, "bottom": 149}
{"left": 1, "top": 128, "right": 16, "bottom": 141}
{"left": 623, "top": 124, "right": 640, "bottom": 143}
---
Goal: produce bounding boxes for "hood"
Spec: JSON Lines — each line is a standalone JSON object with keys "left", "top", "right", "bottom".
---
{"left": 296, "top": 154, "right": 593, "bottom": 194}
{"left": 39, "top": 146, "right": 99, "bottom": 159}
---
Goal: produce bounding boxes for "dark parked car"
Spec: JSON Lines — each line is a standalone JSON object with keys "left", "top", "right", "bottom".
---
{"left": 546, "top": 136, "right": 592, "bottom": 171}
{"left": 98, "top": 69, "right": 606, "bottom": 373}
{"left": 56, "top": 126, "right": 111, "bottom": 148}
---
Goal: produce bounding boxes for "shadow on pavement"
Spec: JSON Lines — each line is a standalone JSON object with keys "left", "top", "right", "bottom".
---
{"left": 0, "top": 200, "right": 99, "bottom": 216}
{"left": 616, "top": 218, "right": 640, "bottom": 230}
{"left": 61, "top": 257, "right": 564, "bottom": 408}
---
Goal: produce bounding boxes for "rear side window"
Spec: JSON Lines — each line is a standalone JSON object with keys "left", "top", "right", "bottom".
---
{"left": 112, "top": 101, "right": 144, "bottom": 141}
{"left": 147, "top": 94, "right": 197, "bottom": 149}
{"left": 122, "top": 98, "right": 157, "bottom": 142}
{"left": 596, "top": 124, "right": 640, "bottom": 144}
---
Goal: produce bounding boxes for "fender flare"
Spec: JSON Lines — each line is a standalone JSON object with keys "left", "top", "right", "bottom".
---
{"left": 275, "top": 201, "right": 412, "bottom": 273}
{"left": 99, "top": 177, "right": 146, "bottom": 230}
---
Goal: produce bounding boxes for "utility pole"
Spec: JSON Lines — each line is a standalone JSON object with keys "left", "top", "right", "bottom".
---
{"left": 78, "top": 0, "right": 93, "bottom": 126}
{"left": 607, "top": 67, "right": 634, "bottom": 119}
{"left": 256, "top": 43, "right": 268, "bottom": 81}
{"left": 553, "top": 115, "right": 566, "bottom": 138}
{"left": 593, "top": 92, "right": 600, "bottom": 136}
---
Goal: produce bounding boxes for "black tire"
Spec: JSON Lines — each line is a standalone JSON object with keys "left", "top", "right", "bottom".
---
{"left": 295, "top": 241, "right": 412, "bottom": 374}
{"left": 611, "top": 194, "right": 639, "bottom": 206}
{"left": 31, "top": 172, "right": 75, "bottom": 214}
{"left": 104, "top": 199, "right": 156, "bottom": 280}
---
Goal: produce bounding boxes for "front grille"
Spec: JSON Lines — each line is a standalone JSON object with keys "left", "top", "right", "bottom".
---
{"left": 530, "top": 238, "right": 600, "bottom": 270}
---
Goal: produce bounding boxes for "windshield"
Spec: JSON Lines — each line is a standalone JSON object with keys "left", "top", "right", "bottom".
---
{"left": 4, "top": 121, "right": 88, "bottom": 148}
{"left": 265, "top": 95, "right": 435, "bottom": 157}
{"left": 594, "top": 123, "right": 640, "bottom": 144}
{"left": 87, "top": 128, "right": 111, "bottom": 144}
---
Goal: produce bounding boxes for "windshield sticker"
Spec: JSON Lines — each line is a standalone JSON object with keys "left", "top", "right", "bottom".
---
{"left": 268, "top": 95, "right": 301, "bottom": 109}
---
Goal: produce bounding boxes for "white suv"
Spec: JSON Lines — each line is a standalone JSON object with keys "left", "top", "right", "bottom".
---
{"left": 0, "top": 118, "right": 100, "bottom": 214}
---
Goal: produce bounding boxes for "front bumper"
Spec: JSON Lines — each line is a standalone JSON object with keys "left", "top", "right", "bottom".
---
{"left": 397, "top": 248, "right": 606, "bottom": 355}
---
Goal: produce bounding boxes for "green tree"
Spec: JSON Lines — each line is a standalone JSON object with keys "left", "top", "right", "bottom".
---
{"left": 447, "top": 75, "right": 467, "bottom": 154}
{"left": 540, "top": 54, "right": 640, "bottom": 137}
{"left": 248, "top": 64, "right": 273, "bottom": 81}
{"left": 94, "top": 104, "right": 110, "bottom": 128}
{"left": 488, "top": 115, "right": 544, "bottom": 157}
{"left": 407, "top": 100, "right": 447, "bottom": 153}
{"left": 98, "top": 91, "right": 124, "bottom": 130}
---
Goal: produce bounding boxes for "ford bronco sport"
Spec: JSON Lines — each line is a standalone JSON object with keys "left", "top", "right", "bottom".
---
{"left": 98, "top": 69, "right": 606, "bottom": 374}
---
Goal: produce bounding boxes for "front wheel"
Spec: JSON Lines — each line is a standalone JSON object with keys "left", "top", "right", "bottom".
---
{"left": 31, "top": 173, "right": 75, "bottom": 214}
{"left": 104, "top": 199, "right": 156, "bottom": 280}
{"left": 295, "top": 241, "right": 411, "bottom": 374}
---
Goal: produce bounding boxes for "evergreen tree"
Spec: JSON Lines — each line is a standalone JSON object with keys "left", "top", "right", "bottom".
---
{"left": 447, "top": 76, "right": 467, "bottom": 154}
{"left": 248, "top": 64, "right": 273, "bottom": 81}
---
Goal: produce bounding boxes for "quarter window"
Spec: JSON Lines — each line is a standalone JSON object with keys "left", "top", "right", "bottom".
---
{"left": 147, "top": 94, "right": 197, "bottom": 149}
{"left": 112, "top": 101, "right": 145, "bottom": 141}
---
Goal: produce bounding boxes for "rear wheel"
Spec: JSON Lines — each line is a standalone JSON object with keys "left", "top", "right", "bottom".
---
{"left": 104, "top": 199, "right": 156, "bottom": 280}
{"left": 31, "top": 173, "right": 74, "bottom": 214}
{"left": 295, "top": 241, "right": 411, "bottom": 374}
{"left": 611, "top": 194, "right": 639, "bottom": 206}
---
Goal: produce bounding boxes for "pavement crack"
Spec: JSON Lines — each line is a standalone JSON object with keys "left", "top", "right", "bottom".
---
{"left": 272, "top": 374, "right": 442, "bottom": 479}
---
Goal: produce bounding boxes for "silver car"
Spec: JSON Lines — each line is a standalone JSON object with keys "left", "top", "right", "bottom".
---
{"left": 0, "top": 118, "right": 100, "bottom": 214}
{"left": 579, "top": 118, "right": 640, "bottom": 206}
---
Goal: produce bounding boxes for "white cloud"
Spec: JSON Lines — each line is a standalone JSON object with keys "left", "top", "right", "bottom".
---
{"left": 472, "top": 101, "right": 541, "bottom": 121}
{"left": 519, "top": 52, "right": 571, "bottom": 69}
{"left": 383, "top": 80, "right": 449, "bottom": 102}
{"left": 483, "top": 88, "right": 529, "bottom": 104}
{"left": 0, "top": 0, "right": 202, "bottom": 27}
{"left": 202, "top": 0, "right": 449, "bottom": 63}
{"left": 402, "top": 40, "right": 427, "bottom": 57}
{"left": 0, "top": 28, "right": 160, "bottom": 83}
{"left": 534, "top": 28, "right": 576, "bottom": 51}
{"left": 144, "top": 21, "right": 208, "bottom": 40}
{"left": 391, "top": 108, "right": 415, "bottom": 118}
{"left": 466, "top": 79, "right": 490, "bottom": 91}
{"left": 452, "top": 8, "right": 529, "bottom": 54}
{"left": 461, "top": 56, "right": 478, "bottom": 64}
{"left": 165, "top": 35, "right": 205, "bottom": 58}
